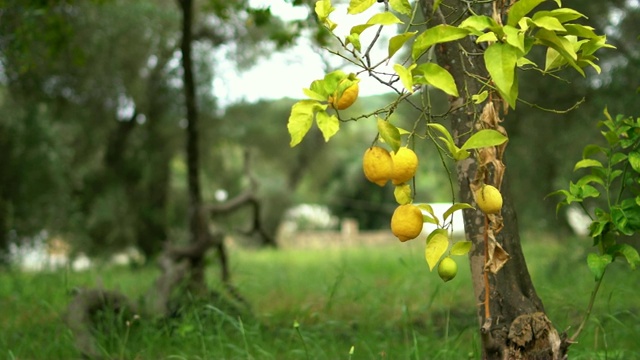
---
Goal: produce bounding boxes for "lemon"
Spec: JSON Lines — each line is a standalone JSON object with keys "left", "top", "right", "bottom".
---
{"left": 330, "top": 82, "right": 359, "bottom": 110}
{"left": 438, "top": 256, "right": 458, "bottom": 282}
{"left": 391, "top": 204, "right": 423, "bottom": 242}
{"left": 391, "top": 147, "right": 418, "bottom": 185}
{"left": 363, "top": 146, "right": 393, "bottom": 186}
{"left": 474, "top": 184, "right": 503, "bottom": 214}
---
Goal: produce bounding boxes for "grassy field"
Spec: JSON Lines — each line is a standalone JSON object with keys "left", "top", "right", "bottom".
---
{"left": 1, "top": 233, "right": 639, "bottom": 359}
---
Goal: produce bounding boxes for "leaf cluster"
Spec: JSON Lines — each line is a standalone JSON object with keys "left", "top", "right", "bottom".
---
{"left": 551, "top": 109, "right": 640, "bottom": 279}
{"left": 289, "top": 0, "right": 613, "bottom": 148}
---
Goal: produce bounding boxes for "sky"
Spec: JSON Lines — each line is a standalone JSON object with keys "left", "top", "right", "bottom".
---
{"left": 213, "top": 1, "right": 399, "bottom": 108}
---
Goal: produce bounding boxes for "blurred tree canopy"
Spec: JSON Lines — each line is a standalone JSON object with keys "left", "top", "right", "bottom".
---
{"left": 0, "top": 0, "right": 638, "bottom": 264}
{"left": 0, "top": 0, "right": 312, "bottom": 261}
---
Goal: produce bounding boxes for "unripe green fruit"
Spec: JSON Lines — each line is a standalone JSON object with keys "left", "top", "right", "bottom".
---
{"left": 438, "top": 257, "right": 458, "bottom": 282}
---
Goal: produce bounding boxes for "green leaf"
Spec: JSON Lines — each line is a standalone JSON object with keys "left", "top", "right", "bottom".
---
{"left": 377, "top": 118, "right": 401, "bottom": 153}
{"left": 544, "top": 47, "right": 567, "bottom": 72}
{"left": 564, "top": 24, "right": 598, "bottom": 39}
{"left": 393, "top": 63, "right": 415, "bottom": 93}
{"left": 417, "top": 203, "right": 440, "bottom": 226}
{"left": 308, "top": 79, "right": 330, "bottom": 99}
{"left": 453, "top": 149, "right": 471, "bottom": 161}
{"left": 425, "top": 229, "right": 449, "bottom": 271}
{"left": 587, "top": 253, "right": 612, "bottom": 280}
{"left": 533, "top": 8, "right": 586, "bottom": 23}
{"left": 628, "top": 151, "right": 640, "bottom": 173}
{"left": 506, "top": 0, "right": 545, "bottom": 27}
{"left": 388, "top": 32, "right": 417, "bottom": 59}
{"left": 451, "top": 241, "right": 472, "bottom": 256}
{"left": 472, "top": 90, "right": 489, "bottom": 104}
{"left": 315, "top": 0, "right": 335, "bottom": 22}
{"left": 322, "top": 70, "right": 349, "bottom": 96}
{"left": 348, "top": 0, "right": 376, "bottom": 14}
{"left": 580, "top": 35, "right": 616, "bottom": 57}
{"left": 443, "top": 203, "right": 474, "bottom": 221}
{"left": 412, "top": 25, "right": 469, "bottom": 60}
{"left": 427, "top": 123, "right": 454, "bottom": 144}
{"left": 573, "top": 158, "right": 603, "bottom": 171}
{"left": 532, "top": 16, "right": 566, "bottom": 32}
{"left": 503, "top": 25, "right": 525, "bottom": 54}
{"left": 578, "top": 58, "right": 601, "bottom": 74}
{"left": 608, "top": 244, "right": 640, "bottom": 270}
{"left": 576, "top": 174, "right": 605, "bottom": 187}
{"left": 303, "top": 87, "right": 327, "bottom": 101}
{"left": 588, "top": 219, "right": 608, "bottom": 238}
{"left": 609, "top": 169, "right": 623, "bottom": 183}
{"left": 610, "top": 152, "right": 627, "bottom": 166}
{"left": 611, "top": 206, "right": 633, "bottom": 236}
{"left": 580, "top": 184, "right": 600, "bottom": 199}
{"left": 389, "top": 0, "right": 412, "bottom": 16}
{"left": 351, "top": 12, "right": 403, "bottom": 35}
{"left": 414, "top": 63, "right": 459, "bottom": 96}
{"left": 428, "top": 123, "right": 464, "bottom": 159}
{"left": 460, "top": 129, "right": 508, "bottom": 150}
{"left": 517, "top": 57, "right": 538, "bottom": 68}
{"left": 458, "top": 15, "right": 497, "bottom": 34}
{"left": 476, "top": 32, "right": 499, "bottom": 43}
{"left": 484, "top": 42, "right": 519, "bottom": 108}
{"left": 535, "top": 29, "right": 583, "bottom": 76}
{"left": 582, "top": 144, "right": 605, "bottom": 158}
{"left": 287, "top": 100, "right": 327, "bottom": 147}
{"left": 316, "top": 110, "right": 339, "bottom": 142}
{"left": 345, "top": 33, "right": 362, "bottom": 52}
{"left": 394, "top": 183, "right": 412, "bottom": 205}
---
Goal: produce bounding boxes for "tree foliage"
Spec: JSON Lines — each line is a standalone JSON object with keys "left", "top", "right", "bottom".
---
{"left": 0, "top": 0, "right": 313, "bottom": 259}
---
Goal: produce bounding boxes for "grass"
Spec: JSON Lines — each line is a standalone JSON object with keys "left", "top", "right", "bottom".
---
{"left": 1, "top": 233, "right": 639, "bottom": 359}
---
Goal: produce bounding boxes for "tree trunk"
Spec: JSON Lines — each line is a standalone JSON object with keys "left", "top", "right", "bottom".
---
{"left": 420, "top": 1, "right": 564, "bottom": 358}
{"left": 179, "top": 0, "right": 209, "bottom": 293}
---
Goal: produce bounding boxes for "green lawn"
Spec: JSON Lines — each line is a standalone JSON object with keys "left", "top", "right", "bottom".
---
{"left": 1, "top": 233, "right": 639, "bottom": 359}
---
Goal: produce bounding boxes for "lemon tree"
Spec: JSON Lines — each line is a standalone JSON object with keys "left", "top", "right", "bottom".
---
{"left": 286, "top": 0, "right": 616, "bottom": 357}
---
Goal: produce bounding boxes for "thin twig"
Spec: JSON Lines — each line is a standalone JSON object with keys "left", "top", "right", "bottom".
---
{"left": 569, "top": 270, "right": 606, "bottom": 343}
{"left": 483, "top": 214, "right": 491, "bottom": 320}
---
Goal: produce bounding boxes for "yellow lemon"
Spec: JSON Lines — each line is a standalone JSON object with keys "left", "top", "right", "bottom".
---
{"left": 330, "top": 82, "right": 359, "bottom": 110}
{"left": 391, "top": 147, "right": 418, "bottom": 185}
{"left": 474, "top": 184, "right": 503, "bottom": 214}
{"left": 438, "top": 257, "right": 458, "bottom": 282}
{"left": 391, "top": 204, "right": 423, "bottom": 242}
{"left": 363, "top": 146, "right": 393, "bottom": 186}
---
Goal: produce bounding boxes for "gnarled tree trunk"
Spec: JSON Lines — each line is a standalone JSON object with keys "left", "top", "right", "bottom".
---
{"left": 420, "top": 1, "right": 565, "bottom": 358}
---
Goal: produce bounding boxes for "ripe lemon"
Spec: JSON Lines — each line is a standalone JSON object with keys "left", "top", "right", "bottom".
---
{"left": 363, "top": 146, "right": 393, "bottom": 186}
{"left": 438, "top": 256, "right": 458, "bottom": 282}
{"left": 330, "top": 82, "right": 359, "bottom": 110}
{"left": 474, "top": 184, "right": 503, "bottom": 214}
{"left": 391, "top": 204, "right": 423, "bottom": 242}
{"left": 391, "top": 147, "right": 418, "bottom": 185}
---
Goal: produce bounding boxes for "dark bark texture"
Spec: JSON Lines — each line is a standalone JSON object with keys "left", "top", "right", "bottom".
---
{"left": 420, "top": 1, "right": 565, "bottom": 358}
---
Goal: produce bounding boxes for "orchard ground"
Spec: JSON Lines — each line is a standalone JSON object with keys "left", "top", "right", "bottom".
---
{"left": 2, "top": 230, "right": 639, "bottom": 359}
